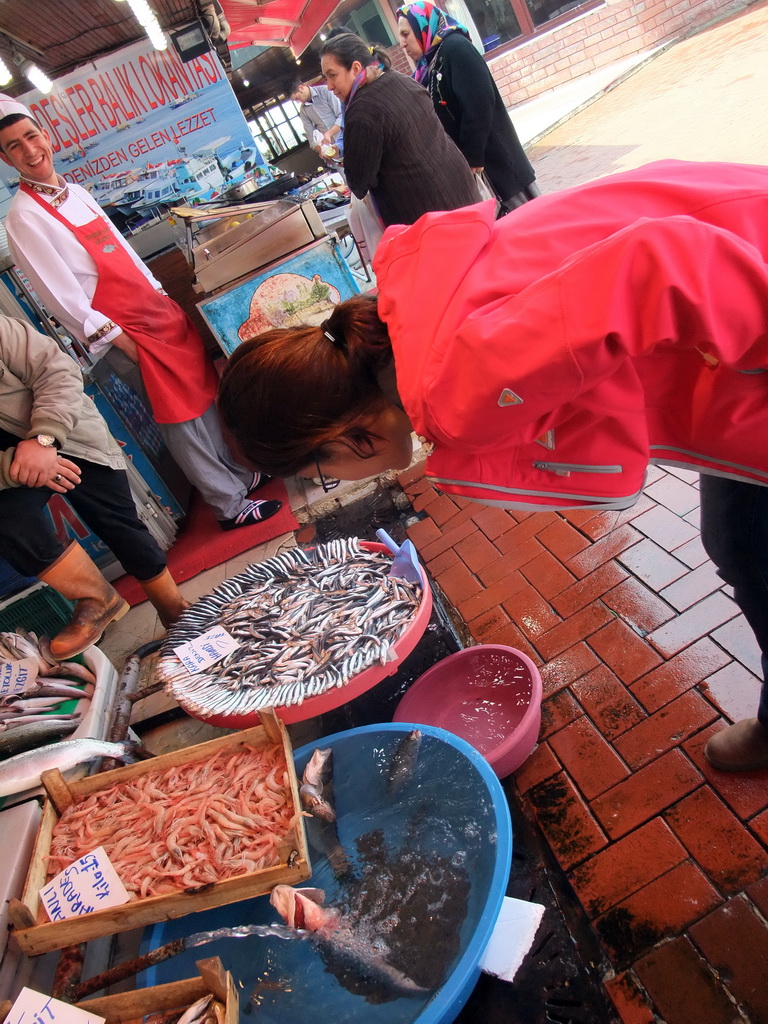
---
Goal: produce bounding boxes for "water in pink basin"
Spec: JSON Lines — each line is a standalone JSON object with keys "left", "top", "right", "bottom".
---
{"left": 394, "top": 645, "right": 543, "bottom": 777}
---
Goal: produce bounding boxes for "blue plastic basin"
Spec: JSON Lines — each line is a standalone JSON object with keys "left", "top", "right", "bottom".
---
{"left": 142, "top": 723, "right": 512, "bottom": 1024}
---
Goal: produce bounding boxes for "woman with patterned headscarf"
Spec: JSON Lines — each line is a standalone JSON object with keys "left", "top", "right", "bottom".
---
{"left": 397, "top": 0, "right": 538, "bottom": 213}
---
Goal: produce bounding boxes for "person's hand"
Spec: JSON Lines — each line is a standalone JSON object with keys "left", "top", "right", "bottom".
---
{"left": 10, "top": 441, "right": 81, "bottom": 492}
{"left": 111, "top": 331, "right": 140, "bottom": 362}
{"left": 321, "top": 130, "right": 336, "bottom": 146}
{"left": 312, "top": 144, "right": 323, "bottom": 154}
{"left": 471, "top": 166, "right": 484, "bottom": 174}
{"left": 46, "top": 456, "right": 81, "bottom": 493}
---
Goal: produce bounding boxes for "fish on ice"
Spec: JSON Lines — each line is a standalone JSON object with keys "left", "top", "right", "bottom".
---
{"left": 0, "top": 717, "right": 80, "bottom": 759}
{"left": 177, "top": 994, "right": 216, "bottom": 1024}
{"left": 0, "top": 628, "right": 96, "bottom": 685}
{"left": 0, "top": 738, "right": 136, "bottom": 798}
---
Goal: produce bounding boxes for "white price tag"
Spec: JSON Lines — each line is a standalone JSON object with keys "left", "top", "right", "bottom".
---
{"left": 40, "top": 847, "right": 130, "bottom": 922}
{"left": 2, "top": 989, "right": 105, "bottom": 1024}
{"left": 174, "top": 625, "right": 238, "bottom": 674}
{"left": 0, "top": 657, "right": 39, "bottom": 697}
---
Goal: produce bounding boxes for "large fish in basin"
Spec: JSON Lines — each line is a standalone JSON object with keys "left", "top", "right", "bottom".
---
{"left": 269, "top": 885, "right": 429, "bottom": 998}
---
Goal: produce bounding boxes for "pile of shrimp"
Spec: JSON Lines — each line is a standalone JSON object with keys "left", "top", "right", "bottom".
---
{"left": 47, "top": 744, "right": 299, "bottom": 899}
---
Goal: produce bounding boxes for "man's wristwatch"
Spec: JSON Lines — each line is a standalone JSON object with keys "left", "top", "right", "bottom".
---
{"left": 34, "top": 434, "right": 59, "bottom": 449}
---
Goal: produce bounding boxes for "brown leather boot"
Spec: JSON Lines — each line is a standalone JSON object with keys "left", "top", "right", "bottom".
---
{"left": 39, "top": 542, "right": 129, "bottom": 659}
{"left": 139, "top": 568, "right": 190, "bottom": 628}
{"left": 704, "top": 718, "right": 768, "bottom": 771}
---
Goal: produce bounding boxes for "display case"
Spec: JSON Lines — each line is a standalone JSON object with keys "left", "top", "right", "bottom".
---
{"left": 197, "top": 235, "right": 360, "bottom": 357}
{"left": 172, "top": 198, "right": 327, "bottom": 294}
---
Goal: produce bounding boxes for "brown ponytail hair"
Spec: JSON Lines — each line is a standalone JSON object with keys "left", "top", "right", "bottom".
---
{"left": 319, "top": 32, "right": 392, "bottom": 71}
{"left": 217, "top": 293, "right": 394, "bottom": 477}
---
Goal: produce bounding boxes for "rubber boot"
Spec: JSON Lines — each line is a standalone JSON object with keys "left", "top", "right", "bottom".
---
{"left": 139, "top": 568, "right": 190, "bottom": 628}
{"left": 704, "top": 718, "right": 768, "bottom": 771}
{"left": 38, "top": 542, "right": 129, "bottom": 659}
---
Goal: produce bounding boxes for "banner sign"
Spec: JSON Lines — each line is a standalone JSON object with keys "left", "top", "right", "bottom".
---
{"left": 0, "top": 37, "right": 266, "bottom": 231}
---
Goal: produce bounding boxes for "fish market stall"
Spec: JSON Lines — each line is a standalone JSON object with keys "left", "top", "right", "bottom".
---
{"left": 155, "top": 539, "right": 433, "bottom": 726}
{"left": 171, "top": 192, "right": 361, "bottom": 359}
{"left": 7, "top": 710, "right": 310, "bottom": 955}
{"left": 141, "top": 724, "right": 513, "bottom": 1024}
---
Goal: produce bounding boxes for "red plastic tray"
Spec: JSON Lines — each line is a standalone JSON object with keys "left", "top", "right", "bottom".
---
{"left": 173, "top": 542, "right": 433, "bottom": 727}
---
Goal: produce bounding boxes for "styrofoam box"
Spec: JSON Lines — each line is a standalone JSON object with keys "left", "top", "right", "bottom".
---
{"left": 0, "top": 800, "right": 42, "bottom": 1000}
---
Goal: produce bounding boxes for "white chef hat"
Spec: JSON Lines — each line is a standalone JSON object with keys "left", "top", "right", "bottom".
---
{"left": 0, "top": 94, "right": 33, "bottom": 121}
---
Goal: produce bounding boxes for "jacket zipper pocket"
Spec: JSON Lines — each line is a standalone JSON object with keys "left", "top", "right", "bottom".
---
{"left": 533, "top": 462, "right": 622, "bottom": 477}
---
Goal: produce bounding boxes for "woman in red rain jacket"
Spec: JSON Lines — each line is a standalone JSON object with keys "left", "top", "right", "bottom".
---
{"left": 218, "top": 159, "right": 768, "bottom": 773}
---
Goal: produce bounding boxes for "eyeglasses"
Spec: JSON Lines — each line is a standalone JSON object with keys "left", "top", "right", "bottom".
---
{"left": 314, "top": 455, "right": 340, "bottom": 493}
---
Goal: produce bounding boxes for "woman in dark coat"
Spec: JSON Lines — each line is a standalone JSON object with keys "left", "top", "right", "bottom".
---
{"left": 397, "top": 1, "right": 538, "bottom": 212}
{"left": 319, "top": 32, "right": 479, "bottom": 227}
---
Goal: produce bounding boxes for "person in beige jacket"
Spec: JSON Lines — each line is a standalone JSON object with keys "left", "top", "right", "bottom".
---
{"left": 0, "top": 314, "right": 187, "bottom": 657}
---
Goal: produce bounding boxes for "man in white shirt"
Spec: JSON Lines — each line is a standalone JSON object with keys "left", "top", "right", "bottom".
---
{"left": 0, "top": 96, "right": 281, "bottom": 531}
{"left": 286, "top": 78, "right": 344, "bottom": 165}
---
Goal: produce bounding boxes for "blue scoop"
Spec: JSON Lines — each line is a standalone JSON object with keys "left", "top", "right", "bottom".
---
{"left": 376, "top": 529, "right": 422, "bottom": 584}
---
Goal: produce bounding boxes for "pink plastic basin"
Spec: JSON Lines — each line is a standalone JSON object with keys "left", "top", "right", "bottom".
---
{"left": 393, "top": 644, "right": 542, "bottom": 778}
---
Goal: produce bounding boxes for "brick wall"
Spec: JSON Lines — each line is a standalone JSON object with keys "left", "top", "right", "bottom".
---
{"left": 488, "top": 0, "right": 752, "bottom": 107}
{"left": 384, "top": 43, "right": 415, "bottom": 75}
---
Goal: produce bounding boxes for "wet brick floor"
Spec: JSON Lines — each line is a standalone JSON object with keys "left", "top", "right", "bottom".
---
{"left": 397, "top": 461, "right": 768, "bottom": 1024}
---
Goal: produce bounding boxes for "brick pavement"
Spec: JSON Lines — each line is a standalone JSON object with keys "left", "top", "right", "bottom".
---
{"left": 398, "top": 462, "right": 768, "bottom": 1022}
{"left": 527, "top": 0, "right": 768, "bottom": 193}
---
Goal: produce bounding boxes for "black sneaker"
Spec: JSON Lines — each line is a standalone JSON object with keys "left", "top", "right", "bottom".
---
{"left": 247, "top": 470, "right": 272, "bottom": 495}
{"left": 220, "top": 499, "right": 282, "bottom": 531}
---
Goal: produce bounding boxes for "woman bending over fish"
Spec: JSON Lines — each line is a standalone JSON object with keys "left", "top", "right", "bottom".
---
{"left": 218, "top": 159, "right": 768, "bottom": 774}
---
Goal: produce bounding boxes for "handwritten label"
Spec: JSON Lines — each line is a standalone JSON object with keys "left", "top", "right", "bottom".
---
{"left": 0, "top": 657, "right": 39, "bottom": 697}
{"left": 174, "top": 625, "right": 238, "bottom": 674}
{"left": 40, "top": 847, "right": 130, "bottom": 922}
{"left": 2, "top": 988, "right": 105, "bottom": 1024}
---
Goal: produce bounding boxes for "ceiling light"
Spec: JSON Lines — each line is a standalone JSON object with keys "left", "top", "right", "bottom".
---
{"left": 0, "top": 58, "right": 12, "bottom": 86}
{"left": 14, "top": 54, "right": 52, "bottom": 93}
{"left": 242, "top": 78, "right": 249, "bottom": 86}
{"left": 120, "top": 0, "right": 168, "bottom": 52}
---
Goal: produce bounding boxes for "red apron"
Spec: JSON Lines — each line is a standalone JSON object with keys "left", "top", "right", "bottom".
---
{"left": 22, "top": 183, "right": 218, "bottom": 424}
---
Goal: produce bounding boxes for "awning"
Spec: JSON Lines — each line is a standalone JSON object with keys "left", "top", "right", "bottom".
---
{"left": 221, "top": 0, "right": 343, "bottom": 57}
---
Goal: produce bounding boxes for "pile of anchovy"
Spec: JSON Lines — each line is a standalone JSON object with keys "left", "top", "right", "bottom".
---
{"left": 157, "top": 539, "right": 423, "bottom": 716}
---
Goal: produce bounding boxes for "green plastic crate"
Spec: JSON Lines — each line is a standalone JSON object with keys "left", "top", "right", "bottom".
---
{"left": 0, "top": 583, "right": 75, "bottom": 638}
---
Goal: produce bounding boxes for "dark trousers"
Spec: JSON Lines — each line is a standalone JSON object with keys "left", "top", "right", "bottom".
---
{"left": 699, "top": 474, "right": 768, "bottom": 726}
{"left": 0, "top": 429, "right": 165, "bottom": 582}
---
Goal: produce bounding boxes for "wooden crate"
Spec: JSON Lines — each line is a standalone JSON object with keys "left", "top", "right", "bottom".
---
{"left": 76, "top": 956, "right": 237, "bottom": 1024}
{"left": 8, "top": 709, "right": 310, "bottom": 955}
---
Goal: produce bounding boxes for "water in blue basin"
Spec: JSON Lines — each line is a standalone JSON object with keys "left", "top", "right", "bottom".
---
{"left": 143, "top": 723, "right": 512, "bottom": 1024}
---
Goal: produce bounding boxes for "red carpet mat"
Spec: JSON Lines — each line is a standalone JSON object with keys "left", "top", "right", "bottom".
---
{"left": 113, "top": 479, "right": 298, "bottom": 606}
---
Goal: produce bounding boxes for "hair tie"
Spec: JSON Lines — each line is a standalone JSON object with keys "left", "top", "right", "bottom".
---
{"left": 369, "top": 46, "right": 374, "bottom": 55}
{"left": 321, "top": 319, "right": 347, "bottom": 353}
